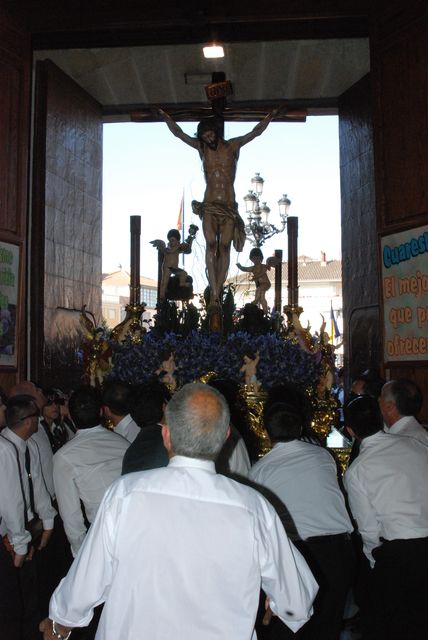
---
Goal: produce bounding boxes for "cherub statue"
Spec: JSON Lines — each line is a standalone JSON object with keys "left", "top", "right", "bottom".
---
{"left": 237, "top": 248, "right": 280, "bottom": 314}
{"left": 151, "top": 224, "right": 198, "bottom": 302}
{"left": 155, "top": 350, "right": 177, "bottom": 391}
{"left": 240, "top": 350, "right": 261, "bottom": 392}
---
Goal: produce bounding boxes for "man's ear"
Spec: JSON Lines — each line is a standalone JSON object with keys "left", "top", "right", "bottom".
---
{"left": 161, "top": 424, "right": 173, "bottom": 453}
{"left": 225, "top": 426, "right": 231, "bottom": 442}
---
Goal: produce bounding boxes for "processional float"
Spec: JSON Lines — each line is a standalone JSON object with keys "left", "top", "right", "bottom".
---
{"left": 79, "top": 74, "right": 349, "bottom": 468}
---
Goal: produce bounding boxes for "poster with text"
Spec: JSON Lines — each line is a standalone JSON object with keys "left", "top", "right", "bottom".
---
{"left": 0, "top": 242, "right": 19, "bottom": 367}
{"left": 382, "top": 225, "right": 428, "bottom": 362}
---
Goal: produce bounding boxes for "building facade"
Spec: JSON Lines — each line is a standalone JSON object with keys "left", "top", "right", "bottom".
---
{"left": 232, "top": 253, "right": 343, "bottom": 363}
{"left": 102, "top": 270, "right": 157, "bottom": 330}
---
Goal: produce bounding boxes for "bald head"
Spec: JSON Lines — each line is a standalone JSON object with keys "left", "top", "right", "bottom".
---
{"left": 9, "top": 381, "right": 46, "bottom": 411}
{"left": 165, "top": 383, "right": 230, "bottom": 460}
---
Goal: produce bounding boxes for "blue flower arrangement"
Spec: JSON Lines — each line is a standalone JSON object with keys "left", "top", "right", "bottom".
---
{"left": 109, "top": 330, "right": 320, "bottom": 390}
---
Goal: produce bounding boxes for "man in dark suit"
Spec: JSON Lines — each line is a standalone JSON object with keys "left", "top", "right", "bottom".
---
{"left": 121, "top": 381, "right": 170, "bottom": 475}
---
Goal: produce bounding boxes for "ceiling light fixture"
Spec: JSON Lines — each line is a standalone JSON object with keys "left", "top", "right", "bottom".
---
{"left": 203, "top": 44, "right": 224, "bottom": 59}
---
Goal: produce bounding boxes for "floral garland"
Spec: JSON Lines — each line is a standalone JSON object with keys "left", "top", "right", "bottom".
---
{"left": 108, "top": 330, "right": 321, "bottom": 390}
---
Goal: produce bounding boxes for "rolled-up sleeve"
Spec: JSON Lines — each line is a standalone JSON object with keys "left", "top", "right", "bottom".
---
{"left": 30, "top": 441, "right": 56, "bottom": 530}
{"left": 344, "top": 470, "right": 380, "bottom": 567}
{"left": 0, "top": 447, "right": 31, "bottom": 556}
{"left": 259, "top": 505, "right": 318, "bottom": 633}
{"left": 53, "top": 453, "right": 87, "bottom": 556}
{"left": 49, "top": 486, "right": 116, "bottom": 628}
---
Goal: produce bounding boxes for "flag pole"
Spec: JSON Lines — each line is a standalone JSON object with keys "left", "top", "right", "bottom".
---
{"left": 182, "top": 189, "right": 185, "bottom": 267}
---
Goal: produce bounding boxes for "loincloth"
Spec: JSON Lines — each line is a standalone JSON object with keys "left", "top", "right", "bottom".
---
{"left": 191, "top": 200, "right": 246, "bottom": 252}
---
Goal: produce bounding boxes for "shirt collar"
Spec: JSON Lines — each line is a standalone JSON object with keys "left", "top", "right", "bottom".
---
{"left": 116, "top": 414, "right": 132, "bottom": 429}
{"left": 75, "top": 424, "right": 106, "bottom": 436}
{"left": 387, "top": 415, "right": 412, "bottom": 433}
{"left": 2, "top": 426, "right": 27, "bottom": 451}
{"left": 360, "top": 429, "right": 386, "bottom": 451}
{"left": 168, "top": 455, "right": 216, "bottom": 473}
{"left": 272, "top": 440, "right": 301, "bottom": 450}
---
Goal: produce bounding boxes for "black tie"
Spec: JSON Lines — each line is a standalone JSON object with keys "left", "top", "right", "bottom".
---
{"left": 53, "top": 422, "right": 67, "bottom": 447}
{"left": 24, "top": 447, "right": 36, "bottom": 514}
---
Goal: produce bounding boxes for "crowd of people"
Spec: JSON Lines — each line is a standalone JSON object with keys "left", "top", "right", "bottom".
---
{"left": 0, "top": 370, "right": 427, "bottom": 640}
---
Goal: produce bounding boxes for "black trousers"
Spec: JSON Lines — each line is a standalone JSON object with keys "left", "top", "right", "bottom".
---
{"left": 371, "top": 537, "right": 428, "bottom": 640}
{"left": 36, "top": 514, "right": 73, "bottom": 618}
{"left": 0, "top": 537, "right": 22, "bottom": 640}
{"left": 259, "top": 533, "right": 355, "bottom": 640}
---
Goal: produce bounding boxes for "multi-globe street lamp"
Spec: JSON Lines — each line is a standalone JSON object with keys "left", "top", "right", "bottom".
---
{"left": 243, "top": 172, "right": 291, "bottom": 248}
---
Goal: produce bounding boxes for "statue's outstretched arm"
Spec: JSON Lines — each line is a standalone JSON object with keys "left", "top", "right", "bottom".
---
{"left": 231, "top": 106, "right": 285, "bottom": 147}
{"left": 266, "top": 256, "right": 281, "bottom": 269}
{"left": 179, "top": 242, "right": 192, "bottom": 256}
{"left": 236, "top": 263, "right": 254, "bottom": 273}
{"left": 158, "top": 108, "right": 199, "bottom": 149}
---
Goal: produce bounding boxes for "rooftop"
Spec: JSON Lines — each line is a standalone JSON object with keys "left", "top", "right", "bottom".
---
{"left": 102, "top": 270, "right": 157, "bottom": 288}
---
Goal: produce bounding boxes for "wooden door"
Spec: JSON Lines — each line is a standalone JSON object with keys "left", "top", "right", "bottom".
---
{"left": 31, "top": 59, "right": 103, "bottom": 389}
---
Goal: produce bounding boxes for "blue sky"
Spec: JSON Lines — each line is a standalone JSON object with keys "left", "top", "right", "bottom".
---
{"left": 102, "top": 116, "right": 341, "bottom": 289}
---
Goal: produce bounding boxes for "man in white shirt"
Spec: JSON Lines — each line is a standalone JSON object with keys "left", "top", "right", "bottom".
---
{"left": 379, "top": 378, "right": 428, "bottom": 445}
{"left": 250, "top": 399, "right": 354, "bottom": 640}
{"left": 101, "top": 380, "right": 140, "bottom": 442}
{"left": 344, "top": 395, "right": 428, "bottom": 640}
{"left": 9, "top": 383, "right": 75, "bottom": 622}
{"left": 1, "top": 395, "right": 57, "bottom": 640}
{"left": 41, "top": 383, "right": 318, "bottom": 640}
{"left": 0, "top": 395, "right": 56, "bottom": 564}
{"left": 53, "top": 385, "right": 129, "bottom": 557}
{"left": 10, "top": 381, "right": 56, "bottom": 498}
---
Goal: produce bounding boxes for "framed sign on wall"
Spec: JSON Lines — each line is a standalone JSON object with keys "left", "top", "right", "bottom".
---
{"left": 0, "top": 242, "right": 20, "bottom": 368}
{"left": 381, "top": 225, "right": 428, "bottom": 363}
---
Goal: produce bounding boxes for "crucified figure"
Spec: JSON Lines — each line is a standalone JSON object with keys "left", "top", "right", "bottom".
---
{"left": 158, "top": 107, "right": 282, "bottom": 307}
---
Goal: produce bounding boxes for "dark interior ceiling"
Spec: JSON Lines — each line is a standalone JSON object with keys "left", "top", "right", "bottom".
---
{"left": 33, "top": 38, "right": 370, "bottom": 123}
{"left": 9, "top": 1, "right": 371, "bottom": 122}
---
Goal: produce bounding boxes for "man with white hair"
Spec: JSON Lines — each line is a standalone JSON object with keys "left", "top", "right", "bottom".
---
{"left": 41, "top": 383, "right": 317, "bottom": 640}
{"left": 344, "top": 395, "right": 428, "bottom": 640}
{"left": 379, "top": 378, "right": 428, "bottom": 446}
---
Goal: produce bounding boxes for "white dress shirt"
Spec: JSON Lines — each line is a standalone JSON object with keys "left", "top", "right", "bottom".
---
{"left": 114, "top": 414, "right": 140, "bottom": 443}
{"left": 385, "top": 415, "right": 428, "bottom": 446}
{"left": 250, "top": 440, "right": 353, "bottom": 540}
{"left": 50, "top": 456, "right": 318, "bottom": 639}
{"left": 344, "top": 430, "right": 428, "bottom": 566}
{"left": 228, "top": 435, "right": 251, "bottom": 476}
{"left": 53, "top": 425, "right": 129, "bottom": 556}
{"left": 0, "top": 427, "right": 56, "bottom": 555}
{"left": 31, "top": 418, "right": 55, "bottom": 497}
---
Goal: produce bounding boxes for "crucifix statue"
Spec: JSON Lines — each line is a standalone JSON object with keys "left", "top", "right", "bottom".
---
{"left": 157, "top": 105, "right": 283, "bottom": 317}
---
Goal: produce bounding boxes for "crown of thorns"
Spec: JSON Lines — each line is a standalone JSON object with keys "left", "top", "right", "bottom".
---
{"left": 197, "top": 116, "right": 224, "bottom": 137}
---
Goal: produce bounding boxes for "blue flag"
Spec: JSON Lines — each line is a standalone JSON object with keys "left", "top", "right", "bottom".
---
{"left": 330, "top": 301, "right": 341, "bottom": 341}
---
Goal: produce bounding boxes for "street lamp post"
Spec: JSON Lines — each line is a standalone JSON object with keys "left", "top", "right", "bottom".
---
{"left": 243, "top": 173, "right": 291, "bottom": 248}
{"left": 242, "top": 174, "right": 301, "bottom": 320}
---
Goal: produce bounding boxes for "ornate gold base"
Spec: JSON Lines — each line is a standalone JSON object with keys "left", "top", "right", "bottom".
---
{"left": 283, "top": 304, "right": 304, "bottom": 327}
{"left": 242, "top": 389, "right": 271, "bottom": 457}
{"left": 328, "top": 447, "right": 352, "bottom": 475}
{"left": 111, "top": 303, "right": 146, "bottom": 344}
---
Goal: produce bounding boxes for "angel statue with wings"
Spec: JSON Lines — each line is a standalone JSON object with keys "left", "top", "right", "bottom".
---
{"left": 151, "top": 224, "right": 198, "bottom": 302}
